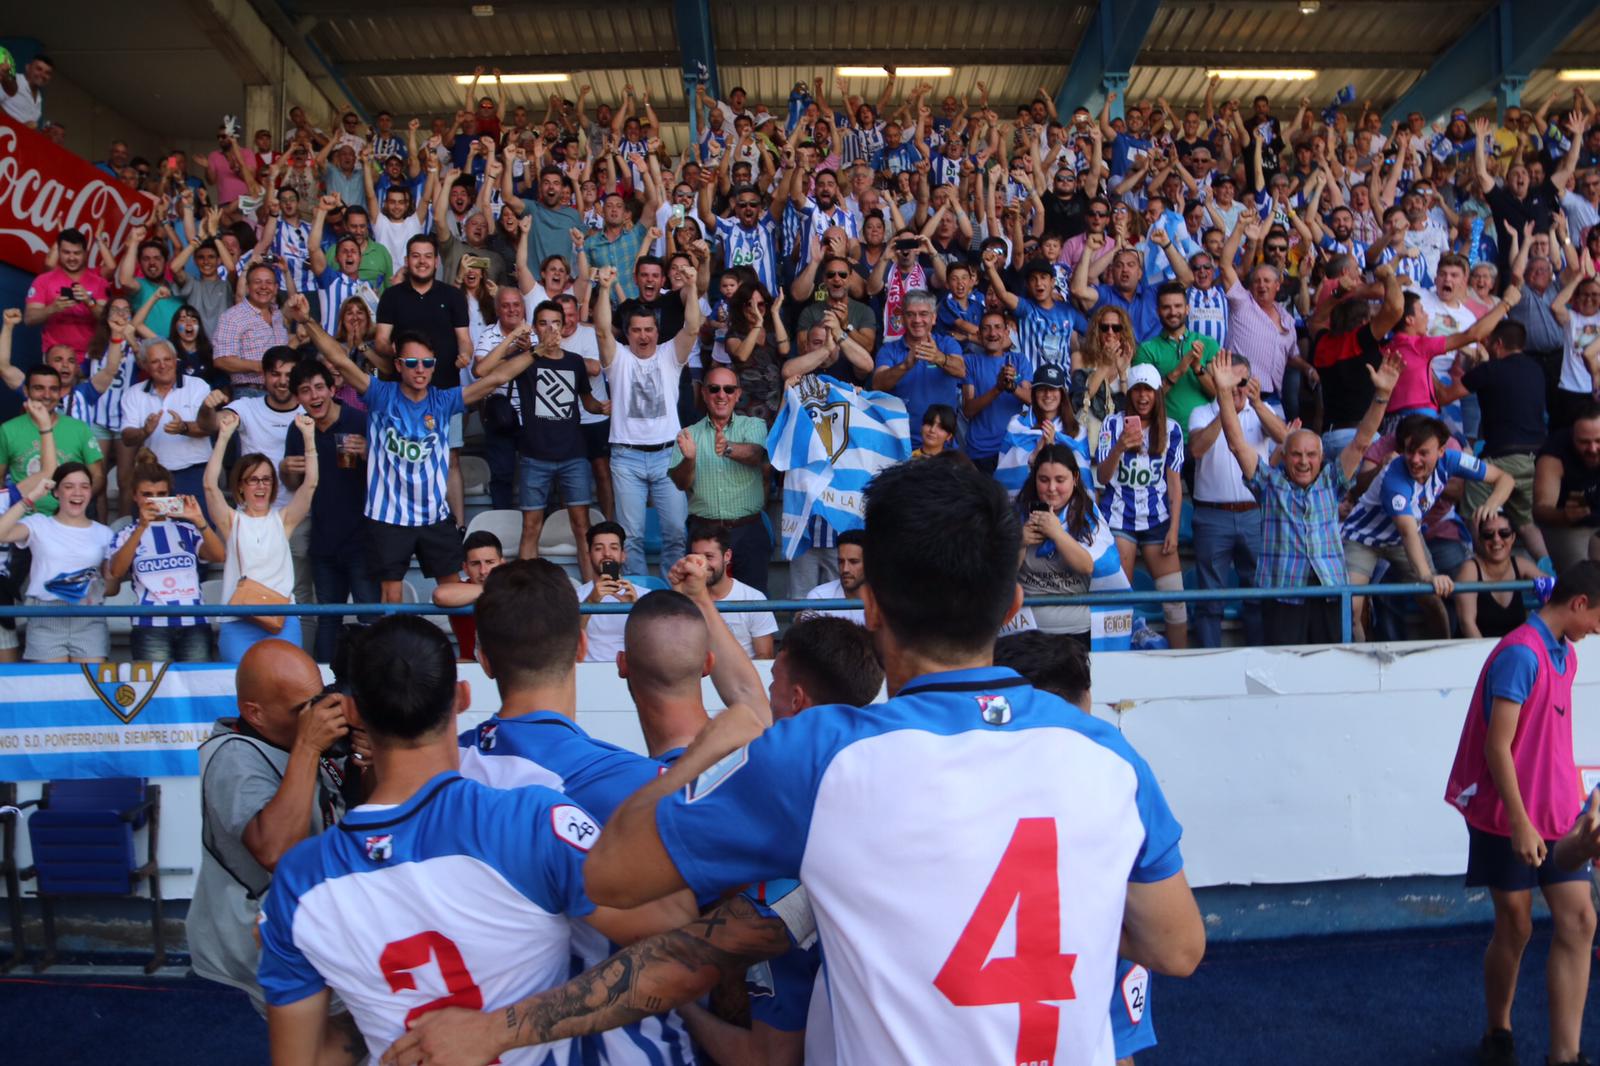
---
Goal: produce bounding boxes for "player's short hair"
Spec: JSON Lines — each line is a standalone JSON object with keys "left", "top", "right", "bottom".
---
{"left": 1156, "top": 280, "right": 1187, "bottom": 302}
{"left": 475, "top": 559, "right": 580, "bottom": 688}
{"left": 837, "top": 529, "right": 866, "bottom": 550}
{"left": 992, "top": 630, "right": 1091, "bottom": 707}
{"left": 58, "top": 228, "right": 87, "bottom": 249}
{"left": 347, "top": 616, "right": 459, "bottom": 742}
{"left": 624, "top": 589, "right": 704, "bottom": 649}
{"left": 1490, "top": 320, "right": 1526, "bottom": 352}
{"left": 779, "top": 617, "right": 882, "bottom": 707}
{"left": 1551, "top": 560, "right": 1600, "bottom": 607}
{"left": 1396, "top": 412, "right": 1450, "bottom": 452}
{"left": 687, "top": 520, "right": 730, "bottom": 555}
{"left": 261, "top": 346, "right": 302, "bottom": 376}
{"left": 392, "top": 330, "right": 435, "bottom": 357}
{"left": 25, "top": 364, "right": 61, "bottom": 386}
{"left": 862, "top": 458, "right": 1021, "bottom": 656}
{"left": 463, "top": 530, "right": 503, "bottom": 556}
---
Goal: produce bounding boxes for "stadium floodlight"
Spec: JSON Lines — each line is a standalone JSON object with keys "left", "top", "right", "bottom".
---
{"left": 1557, "top": 70, "right": 1600, "bottom": 81}
{"left": 1207, "top": 69, "right": 1317, "bottom": 81}
{"left": 455, "top": 73, "right": 570, "bottom": 84}
{"left": 837, "top": 67, "right": 954, "bottom": 78}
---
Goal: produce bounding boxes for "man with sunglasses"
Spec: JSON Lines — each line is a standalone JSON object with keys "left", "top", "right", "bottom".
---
{"left": 670, "top": 366, "right": 771, "bottom": 592}
{"left": 703, "top": 181, "right": 783, "bottom": 297}
{"left": 797, "top": 256, "right": 876, "bottom": 353}
{"left": 285, "top": 294, "right": 537, "bottom": 606}
{"left": 1058, "top": 195, "right": 1116, "bottom": 277}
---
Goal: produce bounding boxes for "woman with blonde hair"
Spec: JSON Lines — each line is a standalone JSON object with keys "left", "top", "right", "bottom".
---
{"left": 332, "top": 295, "right": 377, "bottom": 409}
{"left": 1073, "top": 303, "right": 1134, "bottom": 447}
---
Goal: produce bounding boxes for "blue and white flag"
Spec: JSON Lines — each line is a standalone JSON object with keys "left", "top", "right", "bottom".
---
{"left": 0, "top": 663, "right": 238, "bottom": 779}
{"left": 767, "top": 375, "right": 912, "bottom": 559}
{"left": 995, "top": 412, "right": 1094, "bottom": 499}
{"left": 1143, "top": 210, "right": 1202, "bottom": 284}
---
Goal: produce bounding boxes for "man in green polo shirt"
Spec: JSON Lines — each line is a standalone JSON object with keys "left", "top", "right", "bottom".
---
{"left": 0, "top": 366, "right": 103, "bottom": 516}
{"left": 1134, "top": 280, "right": 1220, "bottom": 430}
{"left": 668, "top": 365, "right": 771, "bottom": 592}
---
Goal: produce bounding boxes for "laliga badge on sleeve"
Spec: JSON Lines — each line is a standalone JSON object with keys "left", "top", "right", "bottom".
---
{"left": 977, "top": 695, "right": 1012, "bottom": 726}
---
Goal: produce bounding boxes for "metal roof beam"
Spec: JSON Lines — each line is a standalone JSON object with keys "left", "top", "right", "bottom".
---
{"left": 1055, "top": 0, "right": 1162, "bottom": 118}
{"left": 1136, "top": 50, "right": 1429, "bottom": 70}
{"left": 339, "top": 49, "right": 1075, "bottom": 79}
{"left": 1382, "top": 0, "right": 1594, "bottom": 124}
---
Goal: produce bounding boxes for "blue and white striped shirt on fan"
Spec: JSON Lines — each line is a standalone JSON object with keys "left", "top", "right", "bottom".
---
{"left": 840, "top": 121, "right": 885, "bottom": 168}
{"left": 315, "top": 269, "right": 378, "bottom": 335}
{"left": 271, "top": 218, "right": 316, "bottom": 294}
{"left": 715, "top": 215, "right": 780, "bottom": 295}
{"left": 1375, "top": 245, "right": 1432, "bottom": 290}
{"left": 87, "top": 342, "right": 135, "bottom": 431}
{"left": 106, "top": 520, "right": 207, "bottom": 628}
{"left": 1094, "top": 412, "right": 1185, "bottom": 531}
{"left": 363, "top": 379, "right": 463, "bottom": 527}
{"left": 929, "top": 154, "right": 962, "bottom": 189}
{"left": 1014, "top": 298, "right": 1082, "bottom": 368}
{"left": 1186, "top": 286, "right": 1229, "bottom": 348}
{"left": 1341, "top": 450, "right": 1485, "bottom": 548}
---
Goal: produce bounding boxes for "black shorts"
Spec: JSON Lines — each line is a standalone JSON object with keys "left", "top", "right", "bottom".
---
{"left": 1464, "top": 825, "right": 1592, "bottom": 893}
{"left": 582, "top": 420, "right": 612, "bottom": 461}
{"left": 369, "top": 519, "right": 463, "bottom": 582}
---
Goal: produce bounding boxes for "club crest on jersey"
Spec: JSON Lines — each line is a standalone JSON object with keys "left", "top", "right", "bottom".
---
{"left": 364, "top": 834, "right": 394, "bottom": 862}
{"left": 423, "top": 414, "right": 436, "bottom": 432}
{"left": 478, "top": 721, "right": 498, "bottom": 751}
{"left": 551, "top": 804, "right": 600, "bottom": 851}
{"left": 977, "top": 694, "right": 1012, "bottom": 725}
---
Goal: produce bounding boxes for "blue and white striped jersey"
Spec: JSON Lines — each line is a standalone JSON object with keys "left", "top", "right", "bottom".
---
{"left": 105, "top": 520, "right": 207, "bottom": 628}
{"left": 1375, "top": 245, "right": 1433, "bottom": 290}
{"left": 362, "top": 379, "right": 463, "bottom": 527}
{"left": 1317, "top": 235, "right": 1370, "bottom": 265}
{"left": 271, "top": 218, "right": 316, "bottom": 293}
{"left": 715, "top": 215, "right": 780, "bottom": 295}
{"left": 458, "top": 713, "right": 697, "bottom": 1066}
{"left": 839, "top": 121, "right": 885, "bottom": 168}
{"left": 1186, "top": 285, "right": 1229, "bottom": 348}
{"left": 1094, "top": 412, "right": 1185, "bottom": 531}
{"left": 87, "top": 342, "right": 134, "bottom": 431}
{"left": 929, "top": 154, "right": 962, "bottom": 189}
{"left": 1341, "top": 449, "right": 1485, "bottom": 548}
{"left": 258, "top": 772, "right": 595, "bottom": 1066}
{"left": 1013, "top": 297, "right": 1081, "bottom": 369}
{"left": 314, "top": 269, "right": 380, "bottom": 336}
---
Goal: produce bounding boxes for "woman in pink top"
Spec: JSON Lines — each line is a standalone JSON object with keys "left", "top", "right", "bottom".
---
{"left": 1382, "top": 287, "right": 1519, "bottom": 423}
{"left": 1444, "top": 561, "right": 1600, "bottom": 1066}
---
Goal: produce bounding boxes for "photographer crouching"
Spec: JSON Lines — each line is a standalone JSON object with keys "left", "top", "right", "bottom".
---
{"left": 186, "top": 637, "right": 369, "bottom": 1064}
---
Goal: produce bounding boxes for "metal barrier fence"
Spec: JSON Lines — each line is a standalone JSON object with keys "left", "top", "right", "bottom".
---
{"left": 0, "top": 580, "right": 1539, "bottom": 646}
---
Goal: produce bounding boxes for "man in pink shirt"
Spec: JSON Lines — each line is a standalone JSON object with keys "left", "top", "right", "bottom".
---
{"left": 23, "top": 229, "right": 109, "bottom": 358}
{"left": 199, "top": 126, "right": 258, "bottom": 208}
{"left": 1445, "top": 561, "right": 1600, "bottom": 1066}
{"left": 1383, "top": 287, "right": 1519, "bottom": 420}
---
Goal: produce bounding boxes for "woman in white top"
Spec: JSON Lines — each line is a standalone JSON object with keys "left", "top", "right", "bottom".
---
{"left": 205, "top": 409, "right": 318, "bottom": 662}
{"left": 0, "top": 458, "right": 114, "bottom": 663}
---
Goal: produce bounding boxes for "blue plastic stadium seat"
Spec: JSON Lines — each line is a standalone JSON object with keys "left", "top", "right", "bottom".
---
{"left": 20, "top": 778, "right": 164, "bottom": 972}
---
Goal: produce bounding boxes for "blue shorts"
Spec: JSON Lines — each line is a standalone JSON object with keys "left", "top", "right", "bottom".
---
{"left": 518, "top": 456, "right": 595, "bottom": 511}
{"left": 1464, "top": 825, "right": 1592, "bottom": 893}
{"left": 1110, "top": 958, "right": 1155, "bottom": 1058}
{"left": 1112, "top": 516, "right": 1172, "bottom": 548}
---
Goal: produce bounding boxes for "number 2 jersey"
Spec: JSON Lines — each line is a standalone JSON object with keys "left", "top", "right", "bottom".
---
{"left": 654, "top": 666, "right": 1184, "bottom": 1066}
{"left": 257, "top": 772, "right": 600, "bottom": 1065}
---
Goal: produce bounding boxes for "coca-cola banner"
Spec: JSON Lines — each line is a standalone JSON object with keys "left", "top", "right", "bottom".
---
{"left": 0, "top": 114, "right": 159, "bottom": 275}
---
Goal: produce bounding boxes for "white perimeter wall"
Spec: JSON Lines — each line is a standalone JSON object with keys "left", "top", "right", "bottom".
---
{"left": 14, "top": 638, "right": 1600, "bottom": 900}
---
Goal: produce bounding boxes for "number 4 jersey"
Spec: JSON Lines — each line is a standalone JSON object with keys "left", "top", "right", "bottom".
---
{"left": 654, "top": 666, "right": 1184, "bottom": 1066}
{"left": 258, "top": 772, "right": 599, "bottom": 1065}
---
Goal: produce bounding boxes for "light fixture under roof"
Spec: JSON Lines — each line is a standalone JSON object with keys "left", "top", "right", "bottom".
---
{"left": 837, "top": 66, "right": 954, "bottom": 78}
{"left": 470, "top": 3, "right": 493, "bottom": 15}
{"left": 1557, "top": 70, "right": 1600, "bottom": 81}
{"left": 455, "top": 73, "right": 570, "bottom": 85}
{"left": 1299, "top": 0, "right": 1320, "bottom": 13}
{"left": 1207, "top": 69, "right": 1317, "bottom": 81}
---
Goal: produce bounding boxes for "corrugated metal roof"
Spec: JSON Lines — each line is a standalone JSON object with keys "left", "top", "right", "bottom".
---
{"left": 1142, "top": 2, "right": 1494, "bottom": 63}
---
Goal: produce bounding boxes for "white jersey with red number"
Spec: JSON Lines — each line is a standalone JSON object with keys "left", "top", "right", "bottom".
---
{"left": 258, "top": 772, "right": 596, "bottom": 1065}
{"left": 653, "top": 666, "right": 1185, "bottom": 1066}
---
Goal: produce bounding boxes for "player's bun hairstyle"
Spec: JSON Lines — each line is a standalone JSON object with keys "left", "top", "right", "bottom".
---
{"left": 779, "top": 616, "right": 883, "bottom": 708}
{"left": 346, "top": 616, "right": 458, "bottom": 742}
{"left": 862, "top": 459, "right": 1021, "bottom": 657}
{"left": 993, "top": 630, "right": 1091, "bottom": 707}
{"left": 475, "top": 559, "right": 580, "bottom": 688}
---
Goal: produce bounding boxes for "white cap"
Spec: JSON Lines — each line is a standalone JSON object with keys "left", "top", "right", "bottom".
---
{"left": 1127, "top": 363, "right": 1162, "bottom": 393}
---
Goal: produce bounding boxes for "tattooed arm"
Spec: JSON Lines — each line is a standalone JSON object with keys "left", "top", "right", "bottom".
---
{"left": 379, "top": 895, "right": 791, "bottom": 1066}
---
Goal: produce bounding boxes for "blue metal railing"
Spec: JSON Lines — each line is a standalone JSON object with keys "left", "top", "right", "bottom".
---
{"left": 0, "top": 581, "right": 1539, "bottom": 646}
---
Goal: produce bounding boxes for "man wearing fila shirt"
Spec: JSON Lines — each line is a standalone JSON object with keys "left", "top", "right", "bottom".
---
{"left": 393, "top": 460, "right": 1205, "bottom": 1066}
{"left": 590, "top": 459, "right": 1204, "bottom": 1065}
{"left": 285, "top": 295, "right": 533, "bottom": 605}
{"left": 256, "top": 616, "right": 697, "bottom": 1064}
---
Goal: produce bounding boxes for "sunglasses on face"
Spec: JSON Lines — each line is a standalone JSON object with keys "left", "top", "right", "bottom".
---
{"left": 1088, "top": 210, "right": 1109, "bottom": 219}
{"left": 1266, "top": 244, "right": 1289, "bottom": 253}
{"left": 735, "top": 200, "right": 761, "bottom": 209}
{"left": 400, "top": 357, "right": 437, "bottom": 369}
{"left": 1099, "top": 323, "right": 1124, "bottom": 333}
{"left": 704, "top": 384, "right": 738, "bottom": 395}
{"left": 1483, "top": 527, "right": 1514, "bottom": 541}
{"left": 825, "top": 271, "right": 850, "bottom": 279}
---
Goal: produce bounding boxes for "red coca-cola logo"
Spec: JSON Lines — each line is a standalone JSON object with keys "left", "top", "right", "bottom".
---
{"left": 0, "top": 114, "right": 158, "bottom": 274}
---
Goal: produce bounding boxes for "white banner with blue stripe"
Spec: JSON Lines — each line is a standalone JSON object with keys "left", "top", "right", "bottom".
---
{"left": 0, "top": 663, "right": 234, "bottom": 779}
{"left": 767, "top": 375, "right": 912, "bottom": 558}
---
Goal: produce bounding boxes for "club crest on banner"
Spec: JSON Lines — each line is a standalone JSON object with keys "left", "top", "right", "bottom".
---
{"left": 82, "top": 662, "right": 170, "bottom": 724}
{"left": 798, "top": 375, "right": 850, "bottom": 463}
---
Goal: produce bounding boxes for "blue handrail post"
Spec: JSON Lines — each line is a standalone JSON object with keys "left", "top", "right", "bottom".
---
{"left": 1340, "top": 590, "right": 1353, "bottom": 644}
